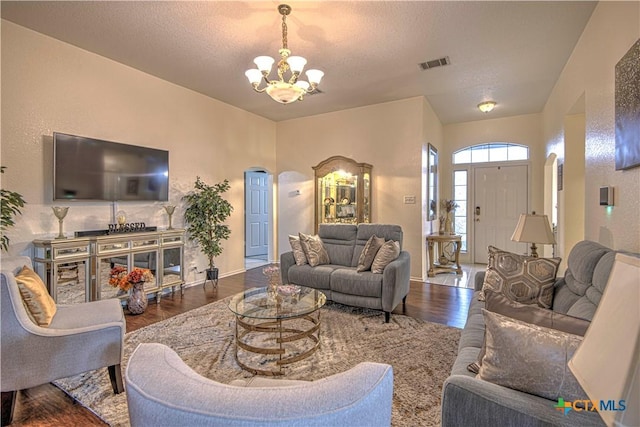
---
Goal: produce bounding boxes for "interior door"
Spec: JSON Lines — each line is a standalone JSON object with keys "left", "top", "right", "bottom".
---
{"left": 245, "top": 171, "right": 269, "bottom": 257}
{"left": 473, "top": 164, "right": 528, "bottom": 263}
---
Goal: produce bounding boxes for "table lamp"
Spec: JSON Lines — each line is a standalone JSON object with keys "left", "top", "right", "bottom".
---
{"left": 510, "top": 212, "right": 555, "bottom": 257}
{"left": 568, "top": 253, "right": 639, "bottom": 426}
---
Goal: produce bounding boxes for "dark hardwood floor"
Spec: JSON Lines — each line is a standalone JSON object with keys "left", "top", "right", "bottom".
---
{"left": 5, "top": 266, "right": 474, "bottom": 426}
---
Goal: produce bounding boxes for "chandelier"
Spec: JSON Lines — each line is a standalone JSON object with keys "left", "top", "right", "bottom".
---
{"left": 245, "top": 4, "right": 324, "bottom": 104}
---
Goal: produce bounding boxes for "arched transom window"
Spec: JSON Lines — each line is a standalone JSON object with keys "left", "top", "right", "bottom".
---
{"left": 453, "top": 143, "right": 529, "bottom": 164}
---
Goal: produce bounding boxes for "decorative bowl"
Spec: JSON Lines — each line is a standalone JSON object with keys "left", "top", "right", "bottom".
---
{"left": 277, "top": 285, "right": 301, "bottom": 297}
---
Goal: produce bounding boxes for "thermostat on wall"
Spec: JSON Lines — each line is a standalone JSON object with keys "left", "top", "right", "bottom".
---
{"left": 599, "top": 186, "right": 614, "bottom": 206}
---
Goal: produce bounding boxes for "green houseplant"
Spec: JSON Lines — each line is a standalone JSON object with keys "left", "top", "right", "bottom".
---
{"left": 1, "top": 166, "right": 26, "bottom": 251}
{"left": 182, "top": 177, "right": 233, "bottom": 283}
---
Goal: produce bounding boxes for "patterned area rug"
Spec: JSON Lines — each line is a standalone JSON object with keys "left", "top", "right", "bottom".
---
{"left": 55, "top": 298, "right": 461, "bottom": 426}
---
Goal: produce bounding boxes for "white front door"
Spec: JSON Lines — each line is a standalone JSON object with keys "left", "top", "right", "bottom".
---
{"left": 473, "top": 164, "right": 528, "bottom": 263}
{"left": 245, "top": 171, "right": 269, "bottom": 257}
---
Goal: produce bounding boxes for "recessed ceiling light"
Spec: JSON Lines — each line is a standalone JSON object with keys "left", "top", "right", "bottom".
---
{"left": 478, "top": 101, "right": 496, "bottom": 113}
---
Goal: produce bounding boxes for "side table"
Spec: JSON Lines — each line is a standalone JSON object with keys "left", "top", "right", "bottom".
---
{"left": 427, "top": 234, "right": 462, "bottom": 277}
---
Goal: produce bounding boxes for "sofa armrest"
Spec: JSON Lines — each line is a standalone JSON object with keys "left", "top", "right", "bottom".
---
{"left": 442, "top": 375, "right": 604, "bottom": 427}
{"left": 280, "top": 251, "right": 296, "bottom": 284}
{"left": 474, "top": 271, "right": 485, "bottom": 291}
{"left": 380, "top": 251, "right": 411, "bottom": 312}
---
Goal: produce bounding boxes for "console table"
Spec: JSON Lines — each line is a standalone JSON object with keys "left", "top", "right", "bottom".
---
{"left": 33, "top": 229, "right": 185, "bottom": 305}
{"left": 426, "top": 234, "right": 462, "bottom": 277}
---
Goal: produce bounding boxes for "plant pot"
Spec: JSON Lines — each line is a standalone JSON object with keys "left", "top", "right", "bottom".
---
{"left": 205, "top": 268, "right": 219, "bottom": 288}
{"left": 127, "top": 282, "right": 148, "bottom": 315}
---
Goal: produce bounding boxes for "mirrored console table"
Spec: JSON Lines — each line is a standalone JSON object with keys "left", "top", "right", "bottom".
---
{"left": 33, "top": 229, "right": 185, "bottom": 304}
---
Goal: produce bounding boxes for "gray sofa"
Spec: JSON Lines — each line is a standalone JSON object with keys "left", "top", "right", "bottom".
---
{"left": 441, "top": 240, "right": 634, "bottom": 427}
{"left": 280, "top": 224, "right": 410, "bottom": 323}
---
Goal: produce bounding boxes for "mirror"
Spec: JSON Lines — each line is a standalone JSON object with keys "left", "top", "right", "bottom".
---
{"left": 427, "top": 144, "right": 438, "bottom": 220}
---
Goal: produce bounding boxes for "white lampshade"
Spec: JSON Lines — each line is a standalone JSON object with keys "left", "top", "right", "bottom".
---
{"left": 287, "top": 56, "right": 307, "bottom": 73}
{"left": 511, "top": 213, "right": 556, "bottom": 244}
{"left": 244, "top": 69, "right": 263, "bottom": 85}
{"left": 306, "top": 69, "right": 324, "bottom": 85}
{"left": 295, "top": 80, "right": 310, "bottom": 91}
{"left": 569, "top": 253, "right": 640, "bottom": 427}
{"left": 253, "top": 56, "right": 275, "bottom": 74}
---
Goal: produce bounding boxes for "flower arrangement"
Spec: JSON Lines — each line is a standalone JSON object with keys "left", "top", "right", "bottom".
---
{"left": 440, "top": 199, "right": 459, "bottom": 213}
{"left": 109, "top": 266, "right": 154, "bottom": 291}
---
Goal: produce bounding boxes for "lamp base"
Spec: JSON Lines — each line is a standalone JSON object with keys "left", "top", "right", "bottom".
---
{"left": 530, "top": 243, "right": 539, "bottom": 258}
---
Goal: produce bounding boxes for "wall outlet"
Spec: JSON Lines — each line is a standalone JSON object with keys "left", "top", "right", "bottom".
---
{"left": 189, "top": 261, "right": 197, "bottom": 270}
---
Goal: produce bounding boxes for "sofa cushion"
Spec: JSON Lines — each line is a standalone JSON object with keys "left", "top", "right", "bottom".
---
{"left": 478, "top": 309, "right": 587, "bottom": 402}
{"left": 15, "top": 265, "right": 57, "bottom": 327}
{"left": 330, "top": 268, "right": 383, "bottom": 298}
{"left": 356, "top": 235, "right": 385, "bottom": 272}
{"left": 481, "top": 246, "right": 560, "bottom": 308}
{"left": 287, "top": 264, "right": 343, "bottom": 290}
{"left": 371, "top": 240, "right": 400, "bottom": 274}
{"left": 563, "top": 240, "right": 610, "bottom": 296}
{"left": 318, "top": 224, "right": 357, "bottom": 267}
{"left": 299, "top": 233, "right": 331, "bottom": 267}
{"left": 352, "top": 224, "right": 403, "bottom": 266}
{"left": 485, "top": 290, "right": 590, "bottom": 336}
{"left": 288, "top": 235, "right": 308, "bottom": 266}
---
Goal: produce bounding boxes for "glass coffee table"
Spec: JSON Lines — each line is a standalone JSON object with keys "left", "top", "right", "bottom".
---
{"left": 228, "top": 286, "right": 326, "bottom": 376}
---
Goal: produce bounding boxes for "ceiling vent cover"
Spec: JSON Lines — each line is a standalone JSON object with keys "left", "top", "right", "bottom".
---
{"left": 419, "top": 56, "right": 450, "bottom": 71}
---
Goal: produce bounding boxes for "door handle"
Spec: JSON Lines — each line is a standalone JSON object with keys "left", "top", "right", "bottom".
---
{"left": 475, "top": 206, "right": 481, "bottom": 215}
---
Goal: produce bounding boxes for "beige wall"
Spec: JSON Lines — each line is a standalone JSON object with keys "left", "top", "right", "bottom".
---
{"left": 442, "top": 113, "right": 545, "bottom": 262}
{"left": 561, "top": 114, "right": 586, "bottom": 261}
{"left": 276, "top": 97, "right": 443, "bottom": 279}
{"left": 543, "top": 2, "right": 640, "bottom": 254}
{"left": 1, "top": 21, "right": 277, "bottom": 281}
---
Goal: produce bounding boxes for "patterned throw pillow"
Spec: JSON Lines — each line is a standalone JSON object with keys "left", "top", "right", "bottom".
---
{"left": 288, "top": 235, "right": 308, "bottom": 266}
{"left": 478, "top": 309, "right": 588, "bottom": 402}
{"left": 371, "top": 240, "right": 400, "bottom": 274}
{"left": 15, "top": 265, "right": 57, "bottom": 327}
{"left": 357, "top": 235, "right": 385, "bottom": 272}
{"left": 480, "top": 246, "right": 561, "bottom": 308}
{"left": 298, "top": 233, "right": 330, "bottom": 267}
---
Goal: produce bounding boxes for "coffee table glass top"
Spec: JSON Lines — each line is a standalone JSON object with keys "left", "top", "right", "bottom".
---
{"left": 228, "top": 286, "right": 326, "bottom": 320}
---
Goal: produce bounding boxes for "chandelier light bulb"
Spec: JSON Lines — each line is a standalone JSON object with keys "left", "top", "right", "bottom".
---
{"left": 245, "top": 4, "right": 323, "bottom": 104}
{"left": 478, "top": 101, "right": 496, "bottom": 113}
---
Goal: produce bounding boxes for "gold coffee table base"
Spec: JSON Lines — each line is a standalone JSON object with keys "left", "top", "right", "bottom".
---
{"left": 234, "top": 312, "right": 321, "bottom": 376}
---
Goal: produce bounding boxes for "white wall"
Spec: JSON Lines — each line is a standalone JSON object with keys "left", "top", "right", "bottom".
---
{"left": 1, "top": 21, "right": 277, "bottom": 280}
{"left": 543, "top": 2, "right": 640, "bottom": 254}
{"left": 276, "top": 97, "right": 443, "bottom": 279}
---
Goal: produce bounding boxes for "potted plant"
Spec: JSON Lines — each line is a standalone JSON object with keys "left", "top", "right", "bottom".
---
{"left": 182, "top": 177, "right": 233, "bottom": 284}
{"left": 1, "top": 166, "right": 26, "bottom": 251}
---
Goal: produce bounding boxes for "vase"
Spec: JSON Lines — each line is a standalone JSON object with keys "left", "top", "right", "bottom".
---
{"left": 445, "top": 214, "right": 453, "bottom": 235}
{"left": 127, "top": 282, "right": 148, "bottom": 315}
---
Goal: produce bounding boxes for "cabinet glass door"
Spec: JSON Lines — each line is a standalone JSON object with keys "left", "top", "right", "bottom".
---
{"left": 162, "top": 247, "right": 182, "bottom": 285}
{"left": 54, "top": 261, "right": 88, "bottom": 304}
{"left": 132, "top": 251, "right": 159, "bottom": 290}
{"left": 97, "top": 256, "right": 129, "bottom": 300}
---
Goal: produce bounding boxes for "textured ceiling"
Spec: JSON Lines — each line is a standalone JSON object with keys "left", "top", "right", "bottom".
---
{"left": 1, "top": 1, "right": 597, "bottom": 123}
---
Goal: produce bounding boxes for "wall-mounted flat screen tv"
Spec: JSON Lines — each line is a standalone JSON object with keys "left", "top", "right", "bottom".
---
{"left": 54, "top": 132, "right": 169, "bottom": 201}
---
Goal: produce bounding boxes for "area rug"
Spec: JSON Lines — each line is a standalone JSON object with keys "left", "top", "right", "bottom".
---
{"left": 55, "top": 299, "right": 461, "bottom": 426}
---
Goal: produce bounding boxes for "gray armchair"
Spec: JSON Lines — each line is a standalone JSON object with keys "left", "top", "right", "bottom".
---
{"left": 1, "top": 256, "right": 125, "bottom": 426}
{"left": 125, "top": 343, "right": 394, "bottom": 427}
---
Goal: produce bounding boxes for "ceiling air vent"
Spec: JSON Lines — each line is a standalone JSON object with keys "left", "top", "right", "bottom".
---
{"left": 418, "top": 56, "right": 450, "bottom": 71}
{"left": 306, "top": 88, "right": 324, "bottom": 96}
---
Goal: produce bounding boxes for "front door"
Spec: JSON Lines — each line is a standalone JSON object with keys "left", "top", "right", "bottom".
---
{"left": 473, "top": 164, "right": 528, "bottom": 263}
{"left": 245, "top": 171, "right": 269, "bottom": 257}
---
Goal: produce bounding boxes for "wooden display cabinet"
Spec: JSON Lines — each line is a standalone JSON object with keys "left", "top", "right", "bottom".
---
{"left": 313, "top": 156, "right": 372, "bottom": 232}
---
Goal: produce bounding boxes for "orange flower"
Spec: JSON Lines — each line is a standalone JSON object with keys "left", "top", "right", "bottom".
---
{"left": 109, "top": 266, "right": 154, "bottom": 291}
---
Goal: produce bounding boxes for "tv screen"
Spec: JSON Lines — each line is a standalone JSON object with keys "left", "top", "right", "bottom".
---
{"left": 53, "top": 132, "right": 169, "bottom": 201}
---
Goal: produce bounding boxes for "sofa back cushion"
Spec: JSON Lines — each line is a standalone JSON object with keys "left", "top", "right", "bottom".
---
{"left": 318, "top": 224, "right": 357, "bottom": 266}
{"left": 563, "top": 240, "right": 611, "bottom": 296}
{"left": 566, "top": 251, "right": 617, "bottom": 320}
{"left": 351, "top": 224, "right": 403, "bottom": 267}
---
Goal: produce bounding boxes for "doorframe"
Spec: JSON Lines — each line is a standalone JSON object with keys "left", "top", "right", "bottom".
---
{"left": 243, "top": 167, "right": 275, "bottom": 267}
{"left": 455, "top": 160, "right": 531, "bottom": 264}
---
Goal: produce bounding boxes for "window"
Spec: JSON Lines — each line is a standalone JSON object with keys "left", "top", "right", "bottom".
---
{"left": 453, "top": 170, "right": 468, "bottom": 251}
{"left": 453, "top": 143, "right": 528, "bottom": 165}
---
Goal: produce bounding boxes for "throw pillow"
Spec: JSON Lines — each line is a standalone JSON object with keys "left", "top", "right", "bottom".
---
{"left": 288, "top": 235, "right": 308, "bottom": 266}
{"left": 371, "top": 240, "right": 400, "bottom": 274}
{"left": 15, "top": 265, "right": 57, "bottom": 327}
{"left": 357, "top": 235, "right": 385, "bottom": 272}
{"left": 480, "top": 245, "right": 561, "bottom": 308}
{"left": 478, "top": 309, "right": 588, "bottom": 402}
{"left": 298, "top": 233, "right": 330, "bottom": 267}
